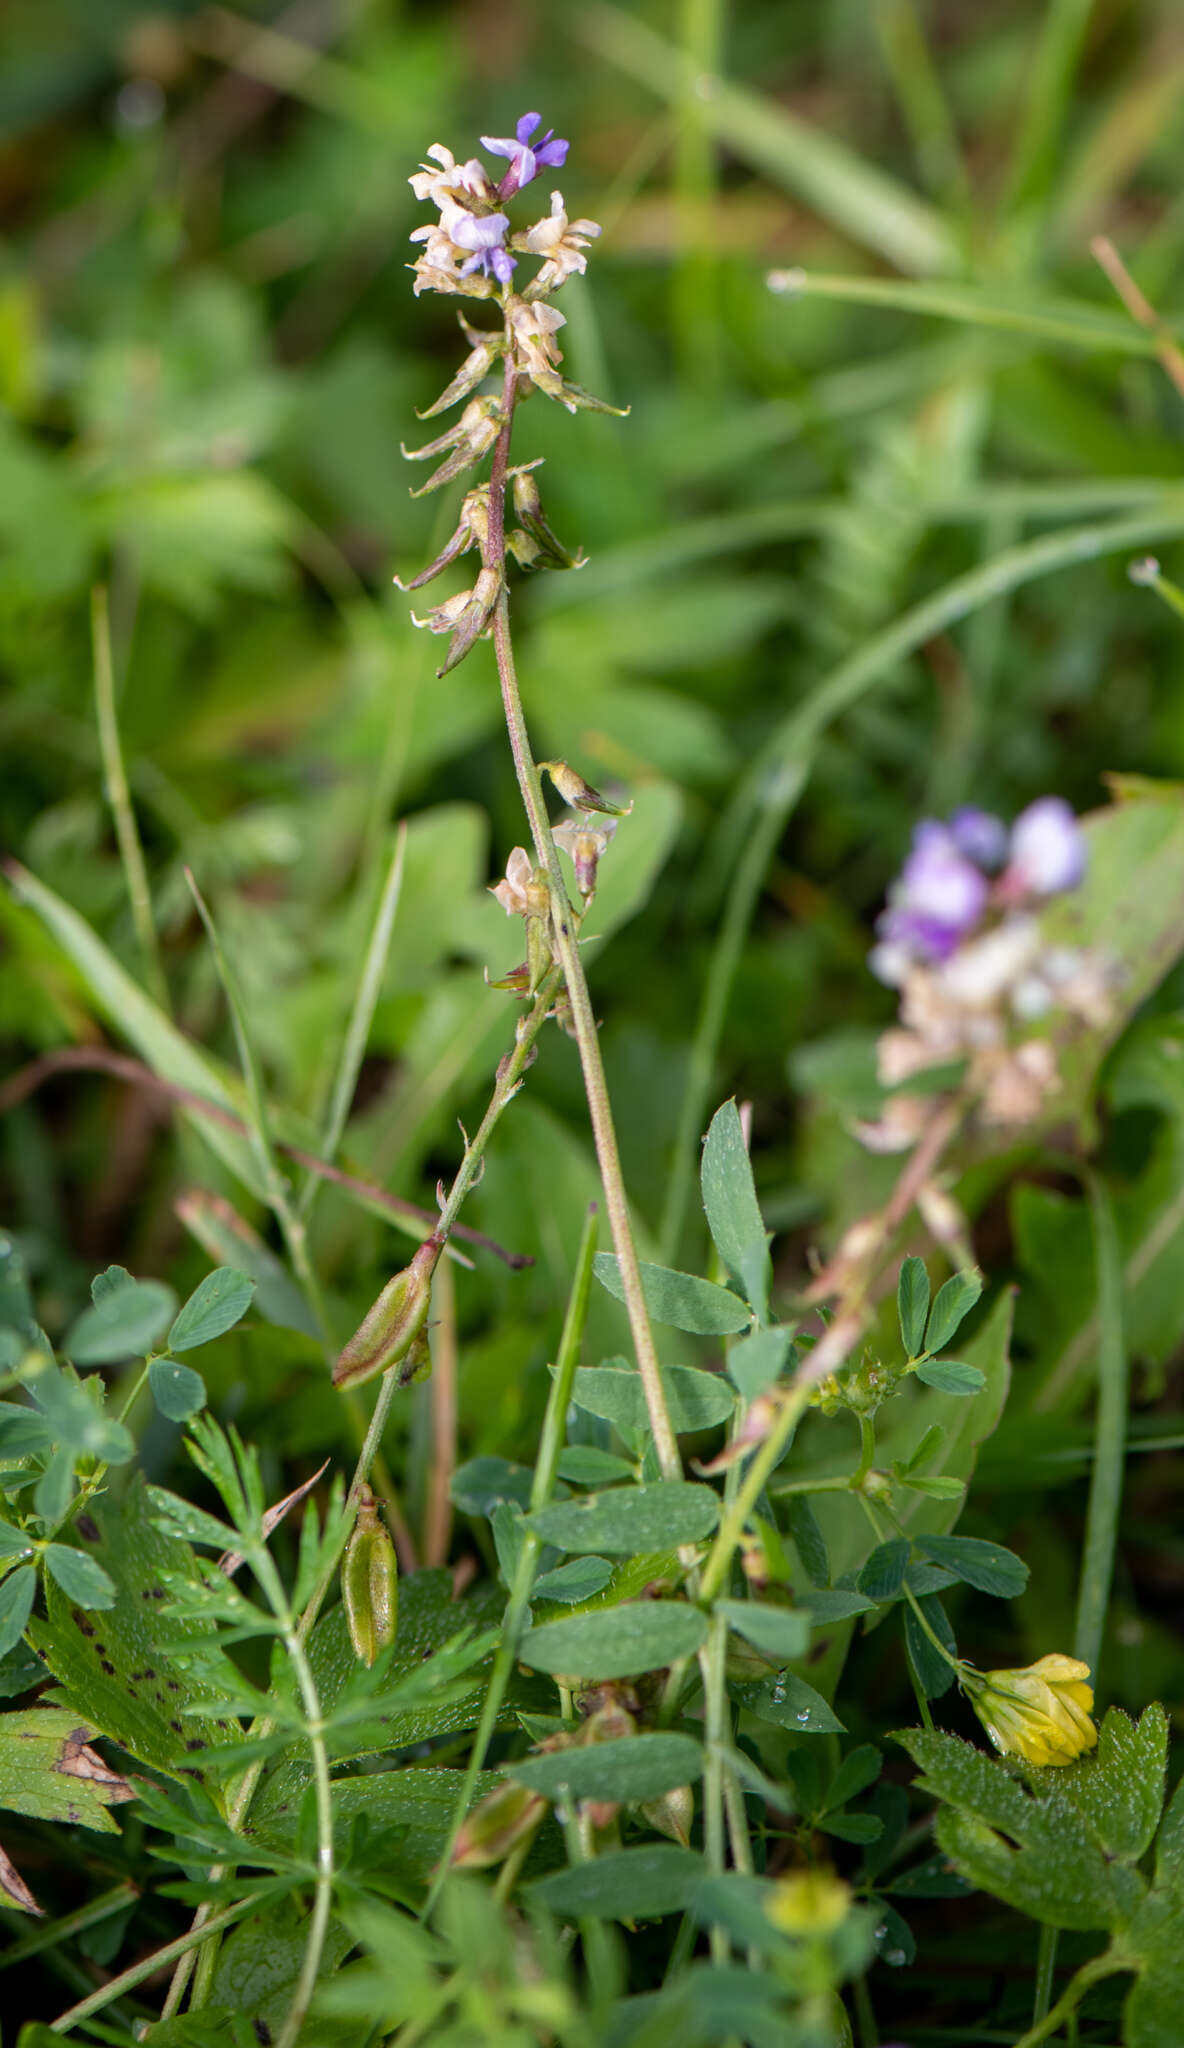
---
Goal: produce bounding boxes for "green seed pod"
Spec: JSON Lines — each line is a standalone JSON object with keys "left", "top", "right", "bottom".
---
{"left": 333, "top": 1235, "right": 440, "bottom": 1390}
{"left": 342, "top": 1486, "right": 398, "bottom": 1667}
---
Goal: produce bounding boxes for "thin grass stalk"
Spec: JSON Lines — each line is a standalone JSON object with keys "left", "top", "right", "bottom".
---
{"left": 91, "top": 584, "right": 168, "bottom": 1012}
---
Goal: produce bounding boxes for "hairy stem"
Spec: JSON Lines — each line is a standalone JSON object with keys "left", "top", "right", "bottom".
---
{"left": 485, "top": 360, "right": 681, "bottom": 1482}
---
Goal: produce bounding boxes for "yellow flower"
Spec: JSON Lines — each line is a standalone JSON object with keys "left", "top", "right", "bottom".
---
{"left": 962, "top": 1653, "right": 1097, "bottom": 1767}
{"left": 765, "top": 1868, "right": 851, "bottom": 1936}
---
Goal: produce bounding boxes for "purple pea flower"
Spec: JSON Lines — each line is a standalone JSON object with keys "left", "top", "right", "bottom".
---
{"left": 1005, "top": 797, "right": 1087, "bottom": 897}
{"left": 481, "top": 112, "right": 569, "bottom": 197}
{"left": 949, "top": 804, "right": 1009, "bottom": 871}
{"left": 446, "top": 205, "right": 517, "bottom": 283}
{"left": 871, "top": 822, "right": 989, "bottom": 981}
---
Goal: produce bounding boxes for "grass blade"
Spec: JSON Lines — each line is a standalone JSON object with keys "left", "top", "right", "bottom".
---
{"left": 572, "top": 0, "right": 957, "bottom": 277}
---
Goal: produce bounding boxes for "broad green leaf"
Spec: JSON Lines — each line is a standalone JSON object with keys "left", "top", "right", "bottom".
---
{"left": 555, "top": 1447, "right": 635, "bottom": 1487}
{"left": 253, "top": 1572, "right": 529, "bottom": 1827}
{"left": 508, "top": 1732, "right": 702, "bottom": 1805}
{"left": 168, "top": 1268, "right": 255, "bottom": 1353}
{"left": 825, "top": 1744, "right": 882, "bottom": 1812}
{"left": 0, "top": 1407, "right": 51, "bottom": 1458}
{"left": 858, "top": 1540, "right": 910, "bottom": 1601}
{"left": 27, "top": 1480, "right": 233, "bottom": 1796}
{"left": 27, "top": 1366, "right": 134, "bottom": 1468}
{"left": 569, "top": 1361, "right": 735, "bottom": 1435}
{"left": 323, "top": 1768, "right": 500, "bottom": 1879}
{"left": 175, "top": 1191, "right": 318, "bottom": 1338}
{"left": 732, "top": 1669, "right": 844, "bottom": 1734}
{"left": 0, "top": 1521, "right": 34, "bottom": 1560}
{"left": 701, "top": 1100, "right": 771, "bottom": 1320}
{"left": 786, "top": 1497, "right": 829, "bottom": 1589}
{"left": 6, "top": 864, "right": 264, "bottom": 1197}
{"left": 65, "top": 1279, "right": 177, "bottom": 1366}
{"left": 726, "top": 1326, "right": 792, "bottom": 1401}
{"left": 821, "top": 1811, "right": 884, "bottom": 1846}
{"left": 0, "top": 1708, "right": 134, "bottom": 1833}
{"left": 914, "top": 1359, "right": 985, "bottom": 1395}
{"left": 923, "top": 1272, "right": 983, "bottom": 1357}
{"left": 149, "top": 1359, "right": 208, "bottom": 1423}
{"left": 527, "top": 1483, "right": 720, "bottom": 1556}
{"left": 209, "top": 1905, "right": 355, "bottom": 2037}
{"left": 594, "top": 1255, "right": 751, "bottom": 1335}
{"left": 528, "top": 1844, "right": 705, "bottom": 1921}
{"left": 0, "top": 1568, "right": 36, "bottom": 1660}
{"left": 1059, "top": 1706, "right": 1168, "bottom": 1866}
{"left": 450, "top": 1458, "right": 536, "bottom": 1517}
{"left": 803, "top": 1589, "right": 876, "bottom": 1623}
{"left": 915, "top": 1535, "right": 1028, "bottom": 1599}
{"left": 897, "top": 1257, "right": 930, "bottom": 1358}
{"left": 42, "top": 1546, "right": 116, "bottom": 1610}
{"left": 521, "top": 1602, "right": 708, "bottom": 1680}
{"left": 532, "top": 1557, "right": 615, "bottom": 1605}
{"left": 715, "top": 1600, "right": 811, "bottom": 1664}
{"left": 896, "top": 1728, "right": 1142, "bottom": 1930}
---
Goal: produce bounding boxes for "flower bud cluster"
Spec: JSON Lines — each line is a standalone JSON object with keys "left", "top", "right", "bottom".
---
{"left": 960, "top": 1653, "right": 1097, "bottom": 1766}
{"left": 863, "top": 799, "right": 1116, "bottom": 1138}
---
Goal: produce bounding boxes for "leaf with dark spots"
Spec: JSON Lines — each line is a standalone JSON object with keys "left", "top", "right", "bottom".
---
{"left": 26, "top": 1478, "right": 234, "bottom": 1801}
{"left": 0, "top": 1708, "right": 135, "bottom": 1832}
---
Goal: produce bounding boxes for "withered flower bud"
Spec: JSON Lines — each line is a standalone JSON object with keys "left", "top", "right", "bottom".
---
{"left": 451, "top": 1777, "right": 547, "bottom": 1869}
{"left": 541, "top": 761, "right": 631, "bottom": 817}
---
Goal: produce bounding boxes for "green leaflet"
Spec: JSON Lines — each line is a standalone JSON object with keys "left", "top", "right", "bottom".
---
{"left": 0, "top": 1707, "right": 135, "bottom": 1833}
{"left": 528, "top": 1844, "right": 705, "bottom": 1921}
{"left": 26, "top": 1479, "right": 234, "bottom": 1799}
{"left": 507, "top": 1732, "right": 703, "bottom": 1805}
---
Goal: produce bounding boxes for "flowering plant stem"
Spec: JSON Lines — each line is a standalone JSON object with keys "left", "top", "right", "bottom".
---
{"left": 160, "top": 965, "right": 570, "bottom": 2021}
{"left": 484, "top": 358, "right": 682, "bottom": 1485}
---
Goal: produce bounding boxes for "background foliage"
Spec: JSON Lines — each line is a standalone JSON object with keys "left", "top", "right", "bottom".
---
{"left": 4, "top": 0, "right": 1184, "bottom": 2041}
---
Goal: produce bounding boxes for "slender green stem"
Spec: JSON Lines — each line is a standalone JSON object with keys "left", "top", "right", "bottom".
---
{"left": 422, "top": 1208, "right": 600, "bottom": 1916}
{"left": 1074, "top": 1173, "right": 1127, "bottom": 1677}
{"left": 273, "top": 1607, "right": 334, "bottom": 2048}
{"left": 1, "top": 1882, "right": 138, "bottom": 1975}
{"left": 50, "top": 1900, "right": 254, "bottom": 2033}
{"left": 1032, "top": 1923, "right": 1059, "bottom": 2035}
{"left": 484, "top": 360, "right": 681, "bottom": 1484}
{"left": 91, "top": 584, "right": 168, "bottom": 1011}
{"left": 853, "top": 1414, "right": 877, "bottom": 1489}
{"left": 900, "top": 1579, "right": 961, "bottom": 1672}
{"left": 1008, "top": 1954, "right": 1124, "bottom": 2048}
{"left": 700, "top": 1607, "right": 730, "bottom": 1962}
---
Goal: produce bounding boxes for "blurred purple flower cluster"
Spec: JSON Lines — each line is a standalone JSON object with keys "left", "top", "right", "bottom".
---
{"left": 860, "top": 797, "right": 1114, "bottom": 1138}
{"left": 871, "top": 799, "right": 1086, "bottom": 987}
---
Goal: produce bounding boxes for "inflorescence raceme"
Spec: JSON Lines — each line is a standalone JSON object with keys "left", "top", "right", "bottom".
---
{"left": 397, "top": 114, "right": 619, "bottom": 679}
{"left": 862, "top": 800, "right": 1117, "bottom": 1140}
